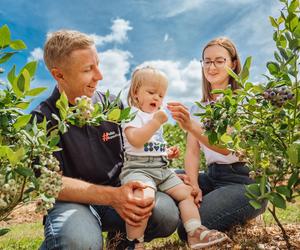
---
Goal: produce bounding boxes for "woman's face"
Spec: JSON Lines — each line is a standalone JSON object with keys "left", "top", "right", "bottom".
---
{"left": 202, "top": 45, "right": 235, "bottom": 89}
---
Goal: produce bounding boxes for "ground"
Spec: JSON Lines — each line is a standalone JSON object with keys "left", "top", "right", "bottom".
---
{"left": 0, "top": 203, "right": 299, "bottom": 249}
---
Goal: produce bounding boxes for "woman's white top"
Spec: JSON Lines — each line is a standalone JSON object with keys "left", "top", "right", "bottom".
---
{"left": 190, "top": 103, "right": 239, "bottom": 165}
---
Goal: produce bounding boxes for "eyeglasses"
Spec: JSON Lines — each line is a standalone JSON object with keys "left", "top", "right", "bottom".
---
{"left": 200, "top": 58, "right": 227, "bottom": 68}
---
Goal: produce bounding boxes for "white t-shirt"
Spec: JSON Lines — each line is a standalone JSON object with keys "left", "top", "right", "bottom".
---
{"left": 122, "top": 107, "right": 167, "bottom": 156}
{"left": 190, "top": 103, "right": 239, "bottom": 165}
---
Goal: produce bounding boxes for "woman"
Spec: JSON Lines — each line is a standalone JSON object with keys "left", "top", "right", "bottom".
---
{"left": 167, "top": 37, "right": 267, "bottom": 241}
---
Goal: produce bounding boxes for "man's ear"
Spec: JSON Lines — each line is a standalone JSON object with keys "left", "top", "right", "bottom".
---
{"left": 51, "top": 68, "right": 64, "bottom": 82}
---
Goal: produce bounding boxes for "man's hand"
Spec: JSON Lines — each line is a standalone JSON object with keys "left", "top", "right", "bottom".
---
{"left": 112, "top": 181, "right": 155, "bottom": 226}
{"left": 167, "top": 146, "right": 180, "bottom": 159}
{"left": 153, "top": 110, "right": 168, "bottom": 125}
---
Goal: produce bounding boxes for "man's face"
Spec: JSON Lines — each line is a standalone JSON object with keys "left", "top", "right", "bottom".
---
{"left": 56, "top": 46, "right": 103, "bottom": 104}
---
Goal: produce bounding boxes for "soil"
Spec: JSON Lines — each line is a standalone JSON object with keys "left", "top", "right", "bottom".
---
{"left": 0, "top": 204, "right": 299, "bottom": 249}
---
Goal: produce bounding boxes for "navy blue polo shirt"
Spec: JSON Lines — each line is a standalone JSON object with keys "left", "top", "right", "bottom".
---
{"left": 31, "top": 87, "right": 124, "bottom": 187}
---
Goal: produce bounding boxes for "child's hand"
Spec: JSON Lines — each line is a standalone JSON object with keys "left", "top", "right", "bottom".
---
{"left": 167, "top": 146, "right": 180, "bottom": 159}
{"left": 153, "top": 110, "right": 168, "bottom": 125}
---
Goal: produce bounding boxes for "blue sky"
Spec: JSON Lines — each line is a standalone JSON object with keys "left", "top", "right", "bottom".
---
{"left": 0, "top": 0, "right": 282, "bottom": 110}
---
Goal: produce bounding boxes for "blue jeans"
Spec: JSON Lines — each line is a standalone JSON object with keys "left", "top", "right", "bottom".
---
{"left": 177, "top": 162, "right": 267, "bottom": 240}
{"left": 40, "top": 192, "right": 179, "bottom": 250}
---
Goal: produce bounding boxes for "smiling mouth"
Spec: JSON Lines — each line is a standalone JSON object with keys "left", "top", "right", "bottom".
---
{"left": 150, "top": 103, "right": 157, "bottom": 108}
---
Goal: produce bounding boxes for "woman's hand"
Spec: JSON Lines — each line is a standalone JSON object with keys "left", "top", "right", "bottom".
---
{"left": 167, "top": 102, "right": 192, "bottom": 131}
{"left": 176, "top": 173, "right": 202, "bottom": 207}
{"left": 191, "top": 185, "right": 202, "bottom": 207}
{"left": 167, "top": 146, "right": 180, "bottom": 159}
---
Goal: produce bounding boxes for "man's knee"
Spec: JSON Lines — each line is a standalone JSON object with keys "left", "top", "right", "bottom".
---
{"left": 42, "top": 202, "right": 103, "bottom": 250}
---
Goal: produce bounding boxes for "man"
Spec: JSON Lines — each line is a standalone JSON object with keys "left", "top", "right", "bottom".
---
{"left": 32, "top": 30, "right": 179, "bottom": 250}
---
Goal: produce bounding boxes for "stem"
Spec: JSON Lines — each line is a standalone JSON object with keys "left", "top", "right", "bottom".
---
{"left": 268, "top": 205, "right": 292, "bottom": 249}
{"left": 291, "top": 58, "right": 299, "bottom": 141}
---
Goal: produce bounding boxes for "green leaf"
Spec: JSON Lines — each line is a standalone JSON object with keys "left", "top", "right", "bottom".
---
{"left": 220, "top": 133, "right": 233, "bottom": 143}
{"left": 0, "top": 52, "right": 16, "bottom": 64}
{"left": 276, "top": 186, "right": 292, "bottom": 198}
{"left": 49, "top": 135, "right": 60, "bottom": 147}
{"left": 15, "top": 166, "right": 34, "bottom": 177}
{"left": 240, "top": 57, "right": 252, "bottom": 83}
{"left": 246, "top": 183, "right": 261, "bottom": 197}
{"left": 0, "top": 146, "right": 9, "bottom": 158}
{"left": 277, "top": 34, "right": 287, "bottom": 48}
{"left": 260, "top": 175, "right": 267, "bottom": 195}
{"left": 249, "top": 200, "right": 262, "bottom": 209}
{"left": 0, "top": 25, "right": 11, "bottom": 48}
{"left": 9, "top": 39, "right": 26, "bottom": 50}
{"left": 15, "top": 101, "right": 30, "bottom": 109}
{"left": 295, "top": 23, "right": 300, "bottom": 38}
{"left": 287, "top": 142, "right": 300, "bottom": 165}
{"left": 107, "top": 108, "right": 121, "bottom": 122}
{"left": 208, "top": 131, "right": 218, "bottom": 145}
{"left": 6, "top": 147, "right": 26, "bottom": 166}
{"left": 211, "top": 89, "right": 224, "bottom": 95}
{"left": 0, "top": 228, "right": 10, "bottom": 236}
{"left": 226, "top": 67, "right": 241, "bottom": 86}
{"left": 289, "top": 15, "right": 299, "bottom": 31}
{"left": 56, "top": 92, "right": 69, "bottom": 120}
{"left": 20, "top": 68, "right": 31, "bottom": 92}
{"left": 269, "top": 16, "right": 278, "bottom": 28}
{"left": 266, "top": 62, "right": 280, "bottom": 75}
{"left": 120, "top": 107, "right": 132, "bottom": 120}
{"left": 288, "top": 0, "right": 299, "bottom": 14}
{"left": 7, "top": 65, "right": 16, "bottom": 84}
{"left": 288, "top": 171, "right": 299, "bottom": 188}
{"left": 13, "top": 114, "right": 32, "bottom": 130}
{"left": 21, "top": 61, "right": 37, "bottom": 78}
{"left": 26, "top": 87, "right": 46, "bottom": 96}
{"left": 268, "top": 192, "right": 286, "bottom": 209}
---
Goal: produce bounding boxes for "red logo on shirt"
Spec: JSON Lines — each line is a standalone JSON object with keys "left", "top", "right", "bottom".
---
{"left": 101, "top": 131, "right": 120, "bottom": 142}
{"left": 102, "top": 132, "right": 110, "bottom": 142}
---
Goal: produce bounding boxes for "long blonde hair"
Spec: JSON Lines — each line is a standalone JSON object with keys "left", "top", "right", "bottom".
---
{"left": 201, "top": 37, "right": 241, "bottom": 102}
{"left": 127, "top": 66, "right": 168, "bottom": 108}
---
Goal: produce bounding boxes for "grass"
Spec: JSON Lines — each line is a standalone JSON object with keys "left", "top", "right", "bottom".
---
{"left": 0, "top": 201, "right": 299, "bottom": 250}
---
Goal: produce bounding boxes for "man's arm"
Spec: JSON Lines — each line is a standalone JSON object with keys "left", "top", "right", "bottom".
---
{"left": 58, "top": 176, "right": 154, "bottom": 226}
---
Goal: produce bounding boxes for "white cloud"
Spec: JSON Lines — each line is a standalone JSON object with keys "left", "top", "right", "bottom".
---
{"left": 164, "top": 33, "right": 172, "bottom": 42}
{"left": 165, "top": 0, "right": 203, "bottom": 17}
{"left": 97, "top": 49, "right": 132, "bottom": 95}
{"left": 90, "top": 18, "right": 133, "bottom": 47}
{"left": 28, "top": 47, "right": 43, "bottom": 62}
{"left": 136, "top": 59, "right": 202, "bottom": 104}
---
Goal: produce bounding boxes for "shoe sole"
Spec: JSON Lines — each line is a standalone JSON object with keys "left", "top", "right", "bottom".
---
{"left": 190, "top": 236, "right": 228, "bottom": 249}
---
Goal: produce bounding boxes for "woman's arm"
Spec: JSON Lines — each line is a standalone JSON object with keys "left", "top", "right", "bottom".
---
{"left": 184, "top": 133, "right": 201, "bottom": 187}
{"left": 184, "top": 132, "right": 202, "bottom": 205}
{"left": 167, "top": 102, "right": 231, "bottom": 155}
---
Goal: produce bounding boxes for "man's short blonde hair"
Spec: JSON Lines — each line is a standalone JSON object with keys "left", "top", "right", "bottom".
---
{"left": 43, "top": 30, "right": 94, "bottom": 70}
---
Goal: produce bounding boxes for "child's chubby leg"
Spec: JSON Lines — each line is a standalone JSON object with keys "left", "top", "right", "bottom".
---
{"left": 166, "top": 183, "right": 228, "bottom": 249}
{"left": 126, "top": 184, "right": 155, "bottom": 249}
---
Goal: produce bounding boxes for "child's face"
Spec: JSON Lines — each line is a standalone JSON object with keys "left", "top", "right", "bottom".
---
{"left": 134, "top": 81, "right": 167, "bottom": 113}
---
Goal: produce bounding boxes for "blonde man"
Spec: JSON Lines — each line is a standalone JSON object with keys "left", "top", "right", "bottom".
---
{"left": 32, "top": 30, "right": 179, "bottom": 250}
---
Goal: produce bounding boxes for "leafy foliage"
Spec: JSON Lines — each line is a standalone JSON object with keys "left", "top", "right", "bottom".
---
{"left": 0, "top": 25, "right": 133, "bottom": 237}
{"left": 196, "top": 0, "right": 299, "bottom": 247}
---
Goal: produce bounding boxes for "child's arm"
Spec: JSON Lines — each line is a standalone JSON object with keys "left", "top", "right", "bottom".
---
{"left": 125, "top": 110, "right": 168, "bottom": 148}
